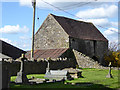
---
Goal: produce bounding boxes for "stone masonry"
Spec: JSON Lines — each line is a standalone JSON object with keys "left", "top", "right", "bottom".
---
{"left": 34, "top": 14, "right": 69, "bottom": 49}
{"left": 34, "top": 13, "right": 108, "bottom": 66}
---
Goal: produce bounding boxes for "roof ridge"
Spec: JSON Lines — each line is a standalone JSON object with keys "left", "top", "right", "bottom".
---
{"left": 49, "top": 13, "right": 92, "bottom": 24}
{"left": 35, "top": 13, "right": 108, "bottom": 42}
{"left": 50, "top": 13, "right": 108, "bottom": 42}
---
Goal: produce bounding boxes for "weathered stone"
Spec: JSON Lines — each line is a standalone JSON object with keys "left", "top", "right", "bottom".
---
{"left": 106, "top": 62, "right": 113, "bottom": 78}
{"left": 73, "top": 49, "right": 103, "bottom": 69}
{"left": 15, "top": 72, "right": 28, "bottom": 83}
{"left": 15, "top": 54, "right": 28, "bottom": 83}
{"left": 34, "top": 14, "right": 108, "bottom": 66}
{"left": 44, "top": 70, "right": 69, "bottom": 80}
{"left": 45, "top": 60, "right": 50, "bottom": 75}
{"left": 63, "top": 68, "right": 83, "bottom": 78}
{"left": 34, "top": 14, "right": 69, "bottom": 50}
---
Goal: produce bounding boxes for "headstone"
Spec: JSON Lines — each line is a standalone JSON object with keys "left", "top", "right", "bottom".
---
{"left": 45, "top": 60, "right": 51, "bottom": 76}
{"left": 106, "top": 62, "right": 113, "bottom": 78}
{"left": 15, "top": 54, "right": 28, "bottom": 83}
{"left": 44, "top": 58, "right": 71, "bottom": 80}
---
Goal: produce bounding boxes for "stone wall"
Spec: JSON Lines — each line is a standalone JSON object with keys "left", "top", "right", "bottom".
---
{"left": 69, "top": 37, "right": 94, "bottom": 57}
{"left": 34, "top": 14, "right": 69, "bottom": 50}
{"left": 72, "top": 49, "right": 105, "bottom": 69}
{"left": 95, "top": 41, "right": 108, "bottom": 65}
{"left": 69, "top": 37, "right": 108, "bottom": 65}
{"left": 34, "top": 14, "right": 108, "bottom": 65}
{"left": 2, "top": 58, "right": 76, "bottom": 76}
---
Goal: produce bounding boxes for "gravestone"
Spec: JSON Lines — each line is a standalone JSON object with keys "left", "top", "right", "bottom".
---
{"left": 44, "top": 70, "right": 69, "bottom": 80}
{"left": 15, "top": 54, "right": 28, "bottom": 83}
{"left": 44, "top": 58, "right": 71, "bottom": 80}
{"left": 45, "top": 58, "right": 50, "bottom": 75}
{"left": 106, "top": 62, "right": 113, "bottom": 78}
{"left": 63, "top": 68, "right": 83, "bottom": 78}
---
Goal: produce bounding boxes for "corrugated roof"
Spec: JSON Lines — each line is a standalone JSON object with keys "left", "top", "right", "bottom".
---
{"left": 25, "top": 48, "right": 68, "bottom": 60}
{"left": 51, "top": 14, "right": 108, "bottom": 42}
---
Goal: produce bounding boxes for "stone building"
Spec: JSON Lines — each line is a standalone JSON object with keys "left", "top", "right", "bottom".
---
{"left": 33, "top": 14, "right": 108, "bottom": 65}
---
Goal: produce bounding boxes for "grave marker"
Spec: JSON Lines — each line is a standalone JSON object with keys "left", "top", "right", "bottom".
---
{"left": 44, "top": 70, "right": 70, "bottom": 80}
{"left": 15, "top": 54, "right": 28, "bottom": 83}
{"left": 106, "top": 62, "right": 113, "bottom": 78}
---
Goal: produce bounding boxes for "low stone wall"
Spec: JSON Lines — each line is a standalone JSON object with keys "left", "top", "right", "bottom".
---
{"left": 73, "top": 49, "right": 107, "bottom": 69}
{"left": 2, "top": 58, "right": 76, "bottom": 76}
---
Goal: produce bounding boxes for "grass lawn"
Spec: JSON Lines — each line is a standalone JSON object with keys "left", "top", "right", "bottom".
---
{"left": 10, "top": 68, "right": 120, "bottom": 89}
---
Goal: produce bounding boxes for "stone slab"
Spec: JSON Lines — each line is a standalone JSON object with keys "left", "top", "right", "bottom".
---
{"left": 44, "top": 70, "right": 68, "bottom": 80}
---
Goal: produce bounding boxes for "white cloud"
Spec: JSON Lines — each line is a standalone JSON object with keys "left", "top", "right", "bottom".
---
{"left": 82, "top": 18, "right": 109, "bottom": 26}
{"left": 0, "top": 25, "right": 29, "bottom": 34}
{"left": 111, "top": 22, "right": 118, "bottom": 27}
{"left": 76, "top": 5, "right": 118, "bottom": 19}
{"left": 102, "top": 28, "right": 118, "bottom": 47}
{"left": 22, "top": 43, "right": 30, "bottom": 48}
{"left": 103, "top": 28, "right": 118, "bottom": 36}
{"left": 19, "top": 0, "right": 32, "bottom": 7}
{"left": 79, "top": 18, "right": 118, "bottom": 27}
{"left": 19, "top": 35, "right": 31, "bottom": 40}
{"left": 18, "top": 0, "right": 118, "bottom": 10}
{"left": 1, "top": 0, "right": 118, "bottom": 2}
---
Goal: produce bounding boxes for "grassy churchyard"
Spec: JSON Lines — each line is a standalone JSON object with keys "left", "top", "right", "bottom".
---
{"left": 10, "top": 68, "right": 120, "bottom": 89}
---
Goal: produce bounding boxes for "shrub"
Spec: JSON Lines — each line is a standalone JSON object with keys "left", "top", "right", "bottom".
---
{"left": 104, "top": 51, "right": 120, "bottom": 67}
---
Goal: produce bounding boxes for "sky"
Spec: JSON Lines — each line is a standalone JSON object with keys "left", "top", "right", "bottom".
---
{"left": 0, "top": 0, "right": 119, "bottom": 51}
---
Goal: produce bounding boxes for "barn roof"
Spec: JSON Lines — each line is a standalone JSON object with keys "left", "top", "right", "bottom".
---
{"left": 51, "top": 14, "right": 108, "bottom": 42}
{"left": 25, "top": 48, "right": 68, "bottom": 60}
{"left": 0, "top": 40, "right": 26, "bottom": 60}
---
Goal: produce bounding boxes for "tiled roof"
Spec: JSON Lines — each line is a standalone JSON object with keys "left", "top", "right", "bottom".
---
{"left": 51, "top": 14, "right": 108, "bottom": 42}
{"left": 25, "top": 48, "right": 68, "bottom": 60}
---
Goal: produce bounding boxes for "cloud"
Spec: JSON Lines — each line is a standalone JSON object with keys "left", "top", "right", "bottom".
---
{"left": 76, "top": 5, "right": 118, "bottom": 19}
{"left": 18, "top": 0, "right": 118, "bottom": 10}
{"left": 79, "top": 18, "right": 118, "bottom": 27}
{"left": 1, "top": 0, "right": 118, "bottom": 2}
{"left": 103, "top": 28, "right": 119, "bottom": 44}
{"left": 0, "top": 25, "right": 29, "bottom": 34}
{"left": 103, "top": 28, "right": 118, "bottom": 36}
{"left": 19, "top": 35, "right": 31, "bottom": 40}
{"left": 111, "top": 22, "right": 118, "bottom": 27}
{"left": 81, "top": 18, "right": 109, "bottom": 26}
{"left": 19, "top": 0, "right": 33, "bottom": 7}
{"left": 103, "top": 28, "right": 118, "bottom": 44}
